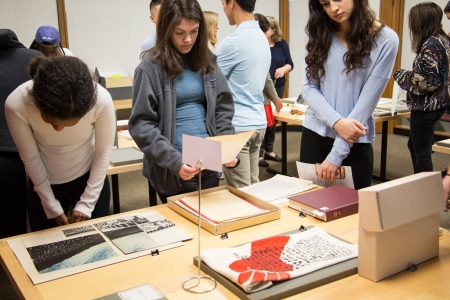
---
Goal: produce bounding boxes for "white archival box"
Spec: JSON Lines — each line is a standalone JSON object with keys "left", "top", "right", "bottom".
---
{"left": 358, "top": 172, "right": 444, "bottom": 282}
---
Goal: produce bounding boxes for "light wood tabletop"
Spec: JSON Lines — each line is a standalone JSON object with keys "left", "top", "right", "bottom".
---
{"left": 113, "top": 99, "right": 132, "bottom": 111}
{"left": 432, "top": 144, "right": 450, "bottom": 155}
{"left": 1, "top": 200, "right": 449, "bottom": 300}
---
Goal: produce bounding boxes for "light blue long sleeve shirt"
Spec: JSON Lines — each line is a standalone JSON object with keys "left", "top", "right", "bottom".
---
{"left": 141, "top": 33, "right": 156, "bottom": 53}
{"left": 302, "top": 26, "right": 399, "bottom": 166}
{"left": 217, "top": 21, "right": 270, "bottom": 132}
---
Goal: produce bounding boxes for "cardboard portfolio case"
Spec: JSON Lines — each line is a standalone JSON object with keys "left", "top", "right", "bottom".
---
{"left": 168, "top": 185, "right": 280, "bottom": 235}
{"left": 358, "top": 172, "right": 444, "bottom": 282}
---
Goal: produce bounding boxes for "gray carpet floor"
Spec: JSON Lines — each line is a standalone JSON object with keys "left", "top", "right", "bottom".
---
{"left": 2, "top": 131, "right": 450, "bottom": 299}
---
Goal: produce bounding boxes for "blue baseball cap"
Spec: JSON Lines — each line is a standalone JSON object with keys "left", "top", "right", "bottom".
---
{"left": 35, "top": 25, "right": 60, "bottom": 45}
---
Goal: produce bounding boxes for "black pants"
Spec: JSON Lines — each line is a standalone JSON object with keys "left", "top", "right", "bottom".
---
{"left": 27, "top": 171, "right": 111, "bottom": 232}
{"left": 0, "top": 152, "right": 27, "bottom": 238}
{"left": 275, "top": 85, "right": 285, "bottom": 99}
{"left": 259, "top": 124, "right": 277, "bottom": 156}
{"left": 408, "top": 108, "right": 445, "bottom": 173}
{"left": 300, "top": 127, "right": 373, "bottom": 190}
{"left": 259, "top": 84, "right": 285, "bottom": 157}
{"left": 157, "top": 170, "right": 219, "bottom": 204}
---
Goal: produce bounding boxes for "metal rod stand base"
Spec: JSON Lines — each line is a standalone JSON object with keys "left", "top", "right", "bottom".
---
{"left": 182, "top": 275, "right": 217, "bottom": 293}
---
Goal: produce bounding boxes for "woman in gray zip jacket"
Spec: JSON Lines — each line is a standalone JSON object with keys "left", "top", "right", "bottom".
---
{"left": 129, "top": 0, "right": 236, "bottom": 204}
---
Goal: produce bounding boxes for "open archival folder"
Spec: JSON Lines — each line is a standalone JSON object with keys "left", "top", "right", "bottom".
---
{"left": 175, "top": 189, "right": 270, "bottom": 224}
{"left": 239, "top": 174, "right": 314, "bottom": 204}
{"left": 296, "top": 161, "right": 354, "bottom": 189}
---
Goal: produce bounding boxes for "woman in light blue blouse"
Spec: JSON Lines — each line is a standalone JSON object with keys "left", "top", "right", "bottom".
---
{"left": 300, "top": 0, "right": 398, "bottom": 189}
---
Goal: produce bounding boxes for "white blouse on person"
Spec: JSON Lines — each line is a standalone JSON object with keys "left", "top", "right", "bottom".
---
{"left": 5, "top": 80, "right": 115, "bottom": 219}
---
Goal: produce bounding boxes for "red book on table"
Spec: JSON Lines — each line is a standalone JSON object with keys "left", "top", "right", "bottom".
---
{"left": 288, "top": 185, "right": 358, "bottom": 222}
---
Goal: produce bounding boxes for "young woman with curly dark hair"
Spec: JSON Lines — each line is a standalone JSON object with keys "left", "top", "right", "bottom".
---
{"left": 5, "top": 56, "right": 115, "bottom": 231}
{"left": 394, "top": 2, "right": 450, "bottom": 174}
{"left": 300, "top": 0, "right": 398, "bottom": 189}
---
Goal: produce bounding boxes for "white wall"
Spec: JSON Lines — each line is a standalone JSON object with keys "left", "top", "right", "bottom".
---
{"left": 288, "top": 0, "right": 309, "bottom": 98}
{"left": 401, "top": 0, "right": 450, "bottom": 69}
{"left": 64, "top": 0, "right": 278, "bottom": 77}
{"left": 0, "top": 0, "right": 58, "bottom": 47}
{"left": 7, "top": 0, "right": 450, "bottom": 95}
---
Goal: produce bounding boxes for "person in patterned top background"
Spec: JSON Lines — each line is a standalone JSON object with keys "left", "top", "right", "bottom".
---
{"left": 394, "top": 2, "right": 450, "bottom": 174}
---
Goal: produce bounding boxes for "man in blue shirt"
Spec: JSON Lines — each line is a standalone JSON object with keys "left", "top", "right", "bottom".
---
{"left": 141, "top": 0, "right": 161, "bottom": 53}
{"left": 217, "top": 0, "right": 270, "bottom": 188}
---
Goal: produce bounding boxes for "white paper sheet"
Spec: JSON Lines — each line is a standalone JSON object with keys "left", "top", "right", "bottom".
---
{"left": 118, "top": 284, "right": 164, "bottom": 300}
{"left": 182, "top": 135, "right": 222, "bottom": 172}
{"left": 118, "top": 130, "right": 132, "bottom": 140}
{"left": 296, "top": 161, "right": 354, "bottom": 189}
{"left": 206, "top": 130, "right": 255, "bottom": 163}
{"left": 182, "top": 131, "right": 255, "bottom": 172}
{"left": 239, "top": 174, "right": 314, "bottom": 202}
{"left": 391, "top": 81, "right": 400, "bottom": 116}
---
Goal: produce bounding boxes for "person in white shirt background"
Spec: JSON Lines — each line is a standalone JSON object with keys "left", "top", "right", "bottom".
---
{"left": 5, "top": 56, "right": 115, "bottom": 231}
{"left": 141, "top": 0, "right": 162, "bottom": 53}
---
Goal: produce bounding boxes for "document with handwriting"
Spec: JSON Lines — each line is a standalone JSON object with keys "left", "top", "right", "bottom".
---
{"left": 176, "top": 189, "right": 269, "bottom": 223}
{"left": 296, "top": 162, "right": 354, "bottom": 189}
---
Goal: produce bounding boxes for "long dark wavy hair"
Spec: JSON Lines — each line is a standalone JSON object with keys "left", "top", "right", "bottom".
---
{"left": 143, "top": 0, "right": 215, "bottom": 80}
{"left": 305, "top": 0, "right": 384, "bottom": 82}
{"left": 28, "top": 56, "right": 97, "bottom": 119}
{"left": 409, "top": 2, "right": 446, "bottom": 54}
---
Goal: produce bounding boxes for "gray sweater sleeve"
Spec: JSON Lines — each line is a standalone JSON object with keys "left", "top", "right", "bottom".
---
{"left": 263, "top": 73, "right": 279, "bottom": 105}
{"left": 129, "top": 64, "right": 183, "bottom": 176}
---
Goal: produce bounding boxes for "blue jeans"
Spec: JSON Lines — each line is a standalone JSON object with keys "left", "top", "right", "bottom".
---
{"left": 408, "top": 109, "right": 445, "bottom": 173}
{"left": 259, "top": 124, "right": 277, "bottom": 156}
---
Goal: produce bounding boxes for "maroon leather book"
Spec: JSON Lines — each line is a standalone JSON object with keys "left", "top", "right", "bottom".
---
{"left": 288, "top": 185, "right": 358, "bottom": 222}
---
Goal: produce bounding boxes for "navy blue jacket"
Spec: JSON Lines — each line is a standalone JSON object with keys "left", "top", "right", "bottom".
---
{"left": 0, "top": 29, "right": 42, "bottom": 152}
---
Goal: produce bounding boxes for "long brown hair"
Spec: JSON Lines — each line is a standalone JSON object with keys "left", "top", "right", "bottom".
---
{"left": 144, "top": 0, "right": 215, "bottom": 80}
{"left": 305, "top": 0, "right": 383, "bottom": 82}
{"left": 409, "top": 2, "right": 446, "bottom": 54}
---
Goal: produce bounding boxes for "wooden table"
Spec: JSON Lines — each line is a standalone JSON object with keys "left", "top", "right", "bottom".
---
{"left": 113, "top": 99, "right": 132, "bottom": 111}
{"left": 274, "top": 106, "right": 410, "bottom": 182}
{"left": 1, "top": 201, "right": 449, "bottom": 299}
{"left": 432, "top": 143, "right": 450, "bottom": 155}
